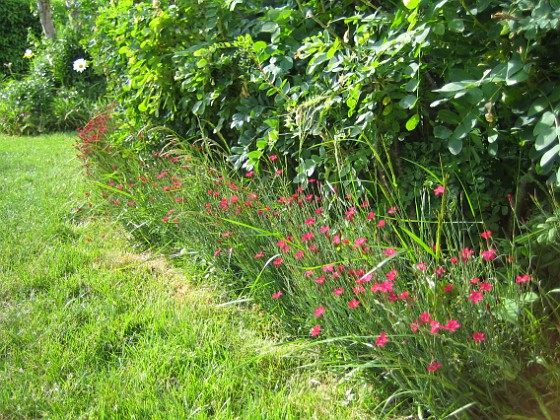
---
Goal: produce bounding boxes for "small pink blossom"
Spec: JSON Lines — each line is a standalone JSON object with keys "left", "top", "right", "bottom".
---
{"left": 315, "top": 276, "right": 325, "bottom": 284}
{"left": 384, "top": 248, "right": 396, "bottom": 257}
{"left": 354, "top": 237, "right": 367, "bottom": 247}
{"left": 442, "top": 319, "right": 461, "bottom": 332}
{"left": 273, "top": 257, "right": 284, "bottom": 266}
{"left": 314, "top": 306, "right": 325, "bottom": 317}
{"left": 272, "top": 290, "right": 282, "bottom": 299}
{"left": 472, "top": 332, "right": 485, "bottom": 342}
{"left": 428, "top": 361, "right": 442, "bottom": 372}
{"left": 479, "top": 282, "right": 492, "bottom": 292}
{"left": 310, "top": 325, "right": 321, "bottom": 337}
{"left": 516, "top": 274, "right": 531, "bottom": 284}
{"left": 295, "top": 250, "right": 305, "bottom": 259}
{"left": 417, "top": 262, "right": 427, "bottom": 271}
{"left": 468, "top": 290, "right": 484, "bottom": 304}
{"left": 480, "top": 230, "right": 492, "bottom": 239}
{"left": 434, "top": 185, "right": 445, "bottom": 196}
{"left": 376, "top": 219, "right": 386, "bottom": 228}
{"left": 348, "top": 298, "right": 361, "bottom": 309}
{"left": 481, "top": 249, "right": 497, "bottom": 261}
{"left": 443, "top": 284, "right": 454, "bottom": 293}
{"left": 375, "top": 332, "right": 389, "bottom": 347}
{"left": 334, "top": 288, "right": 344, "bottom": 296}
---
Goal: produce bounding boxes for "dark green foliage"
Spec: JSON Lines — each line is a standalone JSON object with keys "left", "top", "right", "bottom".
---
{"left": 0, "top": 23, "right": 106, "bottom": 135}
{"left": 0, "top": 0, "right": 41, "bottom": 78}
{"left": 89, "top": 0, "right": 560, "bottom": 231}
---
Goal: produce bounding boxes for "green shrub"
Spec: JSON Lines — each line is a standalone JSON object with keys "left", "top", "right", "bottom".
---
{"left": 90, "top": 0, "right": 560, "bottom": 230}
{"left": 0, "top": 0, "right": 41, "bottom": 78}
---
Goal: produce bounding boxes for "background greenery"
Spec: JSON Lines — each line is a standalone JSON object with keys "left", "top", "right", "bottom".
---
{"left": 1, "top": 0, "right": 560, "bottom": 417}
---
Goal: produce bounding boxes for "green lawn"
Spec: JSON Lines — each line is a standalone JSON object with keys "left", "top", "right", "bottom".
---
{"left": 0, "top": 133, "right": 376, "bottom": 419}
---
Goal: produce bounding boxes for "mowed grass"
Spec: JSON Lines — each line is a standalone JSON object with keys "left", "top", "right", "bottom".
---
{"left": 0, "top": 134, "right": 377, "bottom": 419}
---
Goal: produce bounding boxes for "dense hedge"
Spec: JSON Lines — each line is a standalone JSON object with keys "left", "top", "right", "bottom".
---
{"left": 0, "top": 0, "right": 41, "bottom": 78}
{"left": 89, "top": 0, "right": 560, "bottom": 232}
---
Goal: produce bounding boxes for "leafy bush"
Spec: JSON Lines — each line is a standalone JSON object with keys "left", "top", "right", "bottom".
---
{"left": 0, "top": 23, "right": 106, "bottom": 135}
{"left": 89, "top": 0, "right": 560, "bottom": 231}
{"left": 0, "top": 0, "right": 41, "bottom": 78}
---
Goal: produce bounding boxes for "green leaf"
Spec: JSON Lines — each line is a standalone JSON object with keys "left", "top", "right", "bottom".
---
{"left": 528, "top": 98, "right": 548, "bottom": 117}
{"left": 434, "top": 126, "right": 452, "bottom": 139}
{"left": 196, "top": 58, "right": 208, "bottom": 68}
{"left": 403, "top": 0, "right": 421, "bottom": 9}
{"left": 448, "top": 19, "right": 465, "bottom": 33}
{"left": 253, "top": 41, "right": 267, "bottom": 52}
{"left": 405, "top": 114, "right": 420, "bottom": 131}
{"left": 434, "top": 80, "right": 477, "bottom": 93}
{"left": 539, "top": 143, "right": 560, "bottom": 168}
{"left": 448, "top": 136, "right": 463, "bottom": 155}
{"left": 399, "top": 95, "right": 418, "bottom": 109}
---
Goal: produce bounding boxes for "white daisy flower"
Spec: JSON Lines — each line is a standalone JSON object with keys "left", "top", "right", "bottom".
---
{"left": 73, "top": 58, "right": 88, "bottom": 73}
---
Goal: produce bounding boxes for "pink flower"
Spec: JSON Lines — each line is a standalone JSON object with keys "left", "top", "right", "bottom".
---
{"left": 345, "top": 207, "right": 356, "bottom": 221}
{"left": 304, "top": 270, "right": 314, "bottom": 278}
{"left": 269, "top": 154, "right": 278, "bottom": 161}
{"left": 348, "top": 298, "right": 361, "bottom": 309}
{"left": 479, "top": 282, "right": 492, "bottom": 292}
{"left": 314, "top": 306, "right": 325, "bottom": 317}
{"left": 384, "top": 248, "right": 397, "bottom": 257}
{"left": 367, "top": 211, "right": 376, "bottom": 220}
{"left": 377, "top": 219, "right": 386, "bottom": 228}
{"left": 273, "top": 257, "right": 284, "bottom": 266}
{"left": 442, "top": 319, "right": 461, "bottom": 332}
{"left": 334, "top": 288, "right": 344, "bottom": 296}
{"left": 375, "top": 332, "right": 389, "bottom": 347}
{"left": 450, "top": 256, "right": 458, "bottom": 264}
{"left": 460, "top": 247, "right": 475, "bottom": 262}
{"left": 480, "top": 230, "right": 492, "bottom": 239}
{"left": 388, "top": 206, "right": 397, "bottom": 214}
{"left": 301, "top": 232, "right": 315, "bottom": 242}
{"left": 295, "top": 250, "right": 305, "bottom": 259}
{"left": 214, "top": 249, "right": 221, "bottom": 257}
{"left": 332, "top": 234, "right": 341, "bottom": 244}
{"left": 419, "top": 312, "right": 431, "bottom": 323}
{"left": 310, "top": 325, "right": 321, "bottom": 337}
{"left": 468, "top": 290, "right": 484, "bottom": 304}
{"left": 354, "top": 237, "right": 367, "bottom": 247}
{"left": 428, "top": 361, "right": 442, "bottom": 372}
{"left": 429, "top": 320, "right": 441, "bottom": 334}
{"left": 245, "top": 171, "right": 254, "bottom": 178}
{"left": 272, "top": 290, "right": 282, "bottom": 299}
{"left": 254, "top": 251, "right": 264, "bottom": 259}
{"left": 319, "top": 226, "right": 329, "bottom": 233}
{"left": 353, "top": 286, "right": 366, "bottom": 295}
{"left": 315, "top": 276, "right": 325, "bottom": 284}
{"left": 516, "top": 274, "right": 531, "bottom": 284}
{"left": 481, "top": 249, "right": 497, "bottom": 261}
{"left": 434, "top": 185, "right": 445, "bottom": 196}
{"left": 443, "top": 284, "right": 454, "bottom": 293}
{"left": 417, "top": 262, "right": 427, "bottom": 271}
{"left": 435, "top": 266, "right": 446, "bottom": 276}
{"left": 472, "top": 332, "right": 485, "bottom": 342}
{"left": 386, "top": 269, "right": 397, "bottom": 281}
{"left": 304, "top": 217, "right": 316, "bottom": 225}
{"left": 322, "top": 264, "right": 334, "bottom": 273}
{"left": 470, "top": 277, "right": 480, "bottom": 285}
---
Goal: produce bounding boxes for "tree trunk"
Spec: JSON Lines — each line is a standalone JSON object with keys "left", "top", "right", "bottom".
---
{"left": 37, "top": 0, "right": 56, "bottom": 39}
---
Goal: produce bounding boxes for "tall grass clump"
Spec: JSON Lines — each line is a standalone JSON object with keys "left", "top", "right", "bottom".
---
{"left": 77, "top": 114, "right": 560, "bottom": 418}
